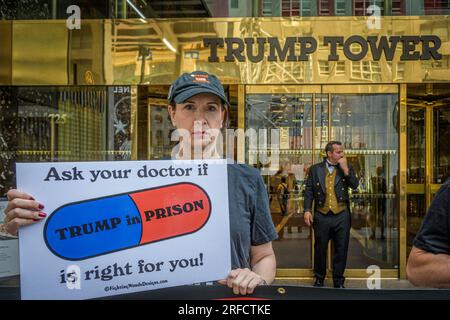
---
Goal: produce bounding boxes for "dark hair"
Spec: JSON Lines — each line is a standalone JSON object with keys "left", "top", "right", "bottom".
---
{"left": 325, "top": 141, "right": 342, "bottom": 155}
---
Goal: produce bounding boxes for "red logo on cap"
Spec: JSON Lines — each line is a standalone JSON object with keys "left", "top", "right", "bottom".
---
{"left": 191, "top": 74, "right": 210, "bottom": 84}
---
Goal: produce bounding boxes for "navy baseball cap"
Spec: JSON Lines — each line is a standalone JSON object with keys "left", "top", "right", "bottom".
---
{"left": 168, "top": 71, "right": 230, "bottom": 107}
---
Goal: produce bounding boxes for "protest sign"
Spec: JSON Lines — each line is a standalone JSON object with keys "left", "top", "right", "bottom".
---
{"left": 17, "top": 160, "right": 230, "bottom": 300}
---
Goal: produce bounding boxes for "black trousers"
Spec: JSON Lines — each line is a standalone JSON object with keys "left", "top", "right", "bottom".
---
{"left": 312, "top": 210, "right": 351, "bottom": 283}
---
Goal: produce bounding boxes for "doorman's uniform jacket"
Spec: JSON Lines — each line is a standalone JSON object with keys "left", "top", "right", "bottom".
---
{"left": 304, "top": 159, "right": 360, "bottom": 213}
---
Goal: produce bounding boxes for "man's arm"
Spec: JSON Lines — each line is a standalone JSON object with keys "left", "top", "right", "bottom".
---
{"left": 408, "top": 181, "right": 450, "bottom": 288}
{"left": 344, "top": 164, "right": 359, "bottom": 190}
{"left": 407, "top": 246, "right": 450, "bottom": 288}
{"left": 337, "top": 158, "right": 359, "bottom": 190}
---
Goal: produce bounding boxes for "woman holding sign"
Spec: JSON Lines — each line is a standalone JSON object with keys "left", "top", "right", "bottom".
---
{"left": 2, "top": 71, "right": 278, "bottom": 296}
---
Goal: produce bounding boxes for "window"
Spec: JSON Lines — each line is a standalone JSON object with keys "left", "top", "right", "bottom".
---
{"left": 282, "top": 0, "right": 300, "bottom": 16}
{"left": 424, "top": 0, "right": 450, "bottom": 15}
{"left": 335, "top": 0, "right": 346, "bottom": 15}
{"left": 262, "top": 0, "right": 273, "bottom": 16}
{"left": 389, "top": 61, "right": 405, "bottom": 81}
{"left": 300, "top": 0, "right": 313, "bottom": 16}
{"left": 353, "top": 0, "right": 384, "bottom": 16}
{"left": 391, "top": 0, "right": 405, "bottom": 15}
{"left": 231, "top": 0, "right": 239, "bottom": 9}
{"left": 318, "top": 0, "right": 334, "bottom": 15}
{"left": 351, "top": 61, "right": 381, "bottom": 81}
{"left": 335, "top": 61, "right": 346, "bottom": 75}
{"left": 319, "top": 60, "right": 330, "bottom": 75}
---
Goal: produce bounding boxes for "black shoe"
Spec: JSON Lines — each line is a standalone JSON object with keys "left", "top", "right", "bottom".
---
{"left": 333, "top": 281, "right": 345, "bottom": 288}
{"left": 313, "top": 278, "right": 324, "bottom": 287}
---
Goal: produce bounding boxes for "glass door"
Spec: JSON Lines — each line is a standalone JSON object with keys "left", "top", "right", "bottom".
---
{"left": 433, "top": 106, "right": 450, "bottom": 186}
{"left": 245, "top": 84, "right": 400, "bottom": 277}
{"left": 405, "top": 106, "right": 426, "bottom": 256}
{"left": 324, "top": 85, "right": 399, "bottom": 276}
{"left": 406, "top": 84, "right": 450, "bottom": 256}
{"left": 245, "top": 85, "right": 320, "bottom": 275}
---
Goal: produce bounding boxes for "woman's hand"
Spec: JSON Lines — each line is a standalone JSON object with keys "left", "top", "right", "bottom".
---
{"left": 218, "top": 268, "right": 266, "bottom": 295}
{"left": 3, "top": 189, "right": 46, "bottom": 236}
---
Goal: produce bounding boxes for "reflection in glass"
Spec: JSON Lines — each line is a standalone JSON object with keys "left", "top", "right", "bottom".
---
{"left": 407, "top": 108, "right": 425, "bottom": 184}
{"left": 0, "top": 86, "right": 133, "bottom": 195}
{"left": 246, "top": 92, "right": 313, "bottom": 268}
{"left": 434, "top": 107, "right": 450, "bottom": 183}
{"left": 331, "top": 93, "right": 399, "bottom": 269}
{"left": 313, "top": 94, "right": 329, "bottom": 165}
{"left": 147, "top": 85, "right": 173, "bottom": 160}
{"left": 15, "top": 86, "right": 132, "bottom": 162}
{"left": 149, "top": 105, "right": 173, "bottom": 160}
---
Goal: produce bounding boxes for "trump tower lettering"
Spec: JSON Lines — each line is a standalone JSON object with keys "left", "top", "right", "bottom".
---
{"left": 16, "top": 160, "right": 230, "bottom": 300}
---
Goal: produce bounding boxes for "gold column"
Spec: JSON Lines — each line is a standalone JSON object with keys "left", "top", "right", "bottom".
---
{"left": 147, "top": 94, "right": 152, "bottom": 160}
{"left": 237, "top": 85, "right": 245, "bottom": 163}
{"left": 425, "top": 107, "right": 433, "bottom": 208}
{"left": 399, "top": 84, "right": 407, "bottom": 279}
{"left": 328, "top": 93, "right": 332, "bottom": 141}
{"left": 0, "top": 22, "right": 12, "bottom": 85}
{"left": 131, "top": 86, "right": 138, "bottom": 160}
{"left": 311, "top": 93, "right": 316, "bottom": 270}
{"left": 327, "top": 92, "right": 332, "bottom": 271}
{"left": 50, "top": 115, "right": 55, "bottom": 161}
{"left": 312, "top": 93, "right": 316, "bottom": 161}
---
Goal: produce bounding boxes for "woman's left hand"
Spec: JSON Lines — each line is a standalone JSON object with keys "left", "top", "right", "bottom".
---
{"left": 218, "top": 268, "right": 266, "bottom": 295}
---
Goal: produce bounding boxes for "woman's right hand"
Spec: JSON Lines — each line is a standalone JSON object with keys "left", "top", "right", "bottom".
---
{"left": 3, "top": 189, "right": 47, "bottom": 236}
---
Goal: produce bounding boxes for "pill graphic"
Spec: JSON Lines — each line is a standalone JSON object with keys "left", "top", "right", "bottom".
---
{"left": 44, "top": 182, "right": 211, "bottom": 260}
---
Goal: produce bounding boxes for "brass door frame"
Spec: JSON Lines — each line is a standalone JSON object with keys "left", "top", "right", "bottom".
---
{"left": 237, "top": 85, "right": 246, "bottom": 163}
{"left": 399, "top": 84, "right": 408, "bottom": 278}
{"left": 131, "top": 86, "right": 138, "bottom": 160}
{"left": 246, "top": 84, "right": 401, "bottom": 279}
{"left": 404, "top": 93, "right": 447, "bottom": 278}
{"left": 326, "top": 84, "right": 400, "bottom": 277}
{"left": 425, "top": 106, "right": 434, "bottom": 207}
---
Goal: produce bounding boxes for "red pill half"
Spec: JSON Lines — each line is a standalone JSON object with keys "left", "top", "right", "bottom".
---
{"left": 131, "top": 183, "right": 212, "bottom": 245}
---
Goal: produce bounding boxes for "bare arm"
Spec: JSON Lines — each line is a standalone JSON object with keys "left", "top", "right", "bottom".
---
{"left": 251, "top": 241, "right": 276, "bottom": 284}
{"left": 218, "top": 241, "right": 276, "bottom": 295}
{"left": 407, "top": 246, "right": 450, "bottom": 288}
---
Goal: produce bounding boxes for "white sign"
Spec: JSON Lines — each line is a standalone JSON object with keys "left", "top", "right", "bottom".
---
{"left": 0, "top": 200, "right": 19, "bottom": 279}
{"left": 16, "top": 160, "right": 230, "bottom": 300}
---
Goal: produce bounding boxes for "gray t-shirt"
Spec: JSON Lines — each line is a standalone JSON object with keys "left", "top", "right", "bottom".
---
{"left": 227, "top": 163, "right": 278, "bottom": 269}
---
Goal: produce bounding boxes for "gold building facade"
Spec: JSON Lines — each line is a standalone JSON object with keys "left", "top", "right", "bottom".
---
{"left": 1, "top": 16, "right": 449, "bottom": 280}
